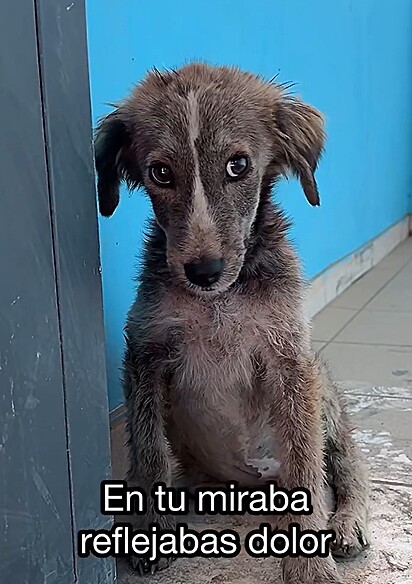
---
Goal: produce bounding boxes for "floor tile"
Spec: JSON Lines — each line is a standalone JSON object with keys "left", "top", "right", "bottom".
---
{"left": 312, "top": 340, "right": 325, "bottom": 352}
{"left": 339, "top": 380, "right": 412, "bottom": 400}
{"left": 399, "top": 259, "right": 412, "bottom": 276}
{"left": 334, "top": 310, "right": 412, "bottom": 346}
{"left": 338, "top": 483, "right": 412, "bottom": 584}
{"left": 341, "top": 391, "right": 412, "bottom": 484}
{"left": 320, "top": 342, "right": 412, "bottom": 389}
{"left": 330, "top": 269, "right": 395, "bottom": 309}
{"left": 346, "top": 393, "right": 412, "bottom": 442}
{"left": 374, "top": 238, "right": 412, "bottom": 271}
{"left": 365, "top": 269, "right": 412, "bottom": 312}
{"left": 117, "top": 483, "right": 412, "bottom": 584}
{"left": 311, "top": 307, "right": 357, "bottom": 342}
{"left": 355, "top": 429, "right": 412, "bottom": 485}
{"left": 390, "top": 237, "right": 412, "bottom": 254}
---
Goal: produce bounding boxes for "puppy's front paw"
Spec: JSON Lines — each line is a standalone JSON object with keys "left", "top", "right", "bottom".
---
{"left": 282, "top": 555, "right": 342, "bottom": 584}
{"left": 329, "top": 513, "right": 370, "bottom": 559}
{"left": 128, "top": 514, "right": 177, "bottom": 576}
{"left": 129, "top": 555, "right": 176, "bottom": 576}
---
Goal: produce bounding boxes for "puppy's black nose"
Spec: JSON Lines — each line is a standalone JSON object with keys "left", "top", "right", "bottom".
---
{"left": 184, "top": 258, "right": 223, "bottom": 288}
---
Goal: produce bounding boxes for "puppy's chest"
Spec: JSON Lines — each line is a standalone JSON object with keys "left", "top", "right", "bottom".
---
{"left": 158, "top": 293, "right": 268, "bottom": 388}
{"left": 181, "top": 301, "right": 257, "bottom": 352}
{"left": 155, "top": 296, "right": 254, "bottom": 380}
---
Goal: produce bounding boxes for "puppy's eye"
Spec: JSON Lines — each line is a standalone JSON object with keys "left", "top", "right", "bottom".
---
{"left": 226, "top": 156, "right": 250, "bottom": 180}
{"left": 149, "top": 163, "right": 174, "bottom": 187}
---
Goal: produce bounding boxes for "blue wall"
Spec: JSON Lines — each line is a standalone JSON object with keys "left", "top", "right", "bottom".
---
{"left": 86, "top": 0, "right": 412, "bottom": 411}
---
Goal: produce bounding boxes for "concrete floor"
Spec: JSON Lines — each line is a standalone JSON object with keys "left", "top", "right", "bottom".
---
{"left": 114, "top": 237, "right": 412, "bottom": 584}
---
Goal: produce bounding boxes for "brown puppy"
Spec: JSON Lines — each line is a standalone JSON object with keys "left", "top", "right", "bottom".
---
{"left": 94, "top": 63, "right": 370, "bottom": 583}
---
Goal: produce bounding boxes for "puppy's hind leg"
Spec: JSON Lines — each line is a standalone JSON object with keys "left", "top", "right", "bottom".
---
{"left": 320, "top": 360, "right": 371, "bottom": 559}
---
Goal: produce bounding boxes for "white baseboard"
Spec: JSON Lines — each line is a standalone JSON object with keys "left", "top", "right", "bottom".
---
{"left": 304, "top": 215, "right": 410, "bottom": 320}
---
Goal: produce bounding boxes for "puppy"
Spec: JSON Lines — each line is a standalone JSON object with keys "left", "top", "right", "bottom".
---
{"left": 94, "top": 63, "right": 369, "bottom": 583}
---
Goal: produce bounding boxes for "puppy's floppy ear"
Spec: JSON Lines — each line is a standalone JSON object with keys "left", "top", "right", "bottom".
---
{"left": 275, "top": 95, "right": 325, "bottom": 206}
{"left": 94, "top": 108, "right": 141, "bottom": 217}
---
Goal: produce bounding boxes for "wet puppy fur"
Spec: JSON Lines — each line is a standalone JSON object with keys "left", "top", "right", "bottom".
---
{"left": 95, "top": 63, "right": 370, "bottom": 583}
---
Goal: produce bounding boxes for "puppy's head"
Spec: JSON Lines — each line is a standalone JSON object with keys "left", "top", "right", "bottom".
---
{"left": 94, "top": 63, "right": 325, "bottom": 295}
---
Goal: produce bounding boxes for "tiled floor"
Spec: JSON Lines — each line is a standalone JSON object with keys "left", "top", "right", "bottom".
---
{"left": 311, "top": 237, "right": 412, "bottom": 584}
{"left": 116, "top": 237, "right": 412, "bottom": 584}
{"left": 313, "top": 237, "right": 412, "bottom": 382}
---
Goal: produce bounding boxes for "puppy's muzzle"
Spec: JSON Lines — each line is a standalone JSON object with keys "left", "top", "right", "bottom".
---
{"left": 184, "top": 257, "right": 223, "bottom": 288}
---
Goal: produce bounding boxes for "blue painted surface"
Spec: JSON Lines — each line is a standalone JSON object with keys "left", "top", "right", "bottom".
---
{"left": 86, "top": 0, "right": 412, "bottom": 410}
